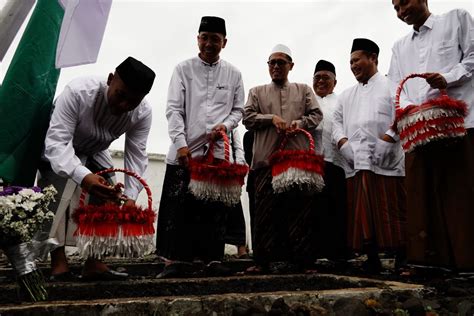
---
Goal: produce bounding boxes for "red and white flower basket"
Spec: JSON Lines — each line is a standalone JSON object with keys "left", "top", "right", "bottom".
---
{"left": 72, "top": 168, "right": 156, "bottom": 259}
{"left": 269, "top": 128, "right": 325, "bottom": 193}
{"left": 395, "top": 73, "right": 468, "bottom": 153}
{"left": 188, "top": 131, "right": 249, "bottom": 206}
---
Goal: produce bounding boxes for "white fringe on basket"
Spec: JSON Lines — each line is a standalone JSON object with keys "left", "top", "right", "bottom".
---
{"left": 272, "top": 167, "right": 325, "bottom": 193}
{"left": 188, "top": 179, "right": 242, "bottom": 206}
{"left": 75, "top": 229, "right": 155, "bottom": 259}
{"left": 398, "top": 106, "right": 466, "bottom": 152}
{"left": 397, "top": 107, "right": 463, "bottom": 132}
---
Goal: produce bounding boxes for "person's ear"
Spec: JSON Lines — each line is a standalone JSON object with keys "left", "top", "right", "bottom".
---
{"left": 222, "top": 38, "right": 227, "bottom": 49}
{"left": 107, "top": 73, "right": 114, "bottom": 86}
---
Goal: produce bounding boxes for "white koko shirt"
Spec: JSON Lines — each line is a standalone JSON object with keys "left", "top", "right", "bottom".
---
{"left": 44, "top": 77, "right": 152, "bottom": 200}
{"left": 315, "top": 93, "right": 345, "bottom": 169}
{"left": 165, "top": 56, "right": 245, "bottom": 165}
{"left": 388, "top": 10, "right": 474, "bottom": 129}
{"left": 332, "top": 72, "right": 405, "bottom": 178}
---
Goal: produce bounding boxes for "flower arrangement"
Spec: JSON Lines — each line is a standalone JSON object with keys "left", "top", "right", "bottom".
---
{"left": 0, "top": 184, "right": 57, "bottom": 302}
{"left": 0, "top": 186, "right": 56, "bottom": 246}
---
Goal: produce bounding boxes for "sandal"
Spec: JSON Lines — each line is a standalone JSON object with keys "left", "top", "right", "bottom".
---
{"left": 245, "top": 265, "right": 263, "bottom": 275}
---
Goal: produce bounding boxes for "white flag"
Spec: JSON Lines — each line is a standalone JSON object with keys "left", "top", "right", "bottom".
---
{"left": 55, "top": 0, "right": 112, "bottom": 68}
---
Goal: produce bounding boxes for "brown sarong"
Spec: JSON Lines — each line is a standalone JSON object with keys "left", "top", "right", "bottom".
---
{"left": 405, "top": 129, "right": 474, "bottom": 270}
{"left": 346, "top": 170, "right": 406, "bottom": 252}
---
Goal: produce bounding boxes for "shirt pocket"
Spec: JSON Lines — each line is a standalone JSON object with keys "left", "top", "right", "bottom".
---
{"left": 214, "top": 86, "right": 232, "bottom": 105}
{"left": 437, "top": 39, "right": 458, "bottom": 59}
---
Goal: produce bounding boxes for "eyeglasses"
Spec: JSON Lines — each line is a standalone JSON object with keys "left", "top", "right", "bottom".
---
{"left": 267, "top": 59, "right": 289, "bottom": 67}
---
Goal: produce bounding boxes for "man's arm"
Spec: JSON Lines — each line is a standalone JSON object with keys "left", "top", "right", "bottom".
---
{"left": 166, "top": 66, "right": 191, "bottom": 166}
{"left": 243, "top": 88, "right": 275, "bottom": 130}
{"left": 45, "top": 86, "right": 91, "bottom": 183}
{"left": 165, "top": 66, "right": 188, "bottom": 158}
{"left": 388, "top": 45, "right": 415, "bottom": 109}
{"left": 44, "top": 85, "right": 114, "bottom": 198}
{"left": 291, "top": 85, "right": 323, "bottom": 131}
{"left": 123, "top": 105, "right": 152, "bottom": 200}
{"left": 332, "top": 98, "right": 348, "bottom": 149}
{"left": 438, "top": 9, "right": 474, "bottom": 87}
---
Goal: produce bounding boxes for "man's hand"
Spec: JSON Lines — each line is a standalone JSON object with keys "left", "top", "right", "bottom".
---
{"left": 123, "top": 199, "right": 136, "bottom": 207}
{"left": 289, "top": 120, "right": 300, "bottom": 130}
{"left": 272, "top": 115, "right": 288, "bottom": 132}
{"left": 382, "top": 134, "right": 396, "bottom": 143}
{"left": 177, "top": 146, "right": 191, "bottom": 167}
{"left": 425, "top": 73, "right": 447, "bottom": 90}
{"left": 81, "top": 174, "right": 116, "bottom": 200}
{"left": 337, "top": 137, "right": 348, "bottom": 149}
{"left": 210, "top": 124, "right": 227, "bottom": 141}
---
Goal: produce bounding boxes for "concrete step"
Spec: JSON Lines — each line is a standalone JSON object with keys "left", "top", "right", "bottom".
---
{"left": 0, "top": 274, "right": 423, "bottom": 316}
{"left": 0, "top": 259, "right": 255, "bottom": 282}
{"left": 0, "top": 273, "right": 377, "bottom": 304}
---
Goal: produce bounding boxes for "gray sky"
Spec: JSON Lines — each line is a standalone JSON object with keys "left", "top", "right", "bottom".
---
{"left": 1, "top": 0, "right": 473, "bottom": 154}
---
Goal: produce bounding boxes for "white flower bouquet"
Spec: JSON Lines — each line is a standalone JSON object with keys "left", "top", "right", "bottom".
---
{"left": 0, "top": 185, "right": 57, "bottom": 302}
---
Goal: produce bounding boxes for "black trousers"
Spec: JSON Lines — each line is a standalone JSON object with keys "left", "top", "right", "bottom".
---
{"left": 156, "top": 164, "right": 228, "bottom": 263}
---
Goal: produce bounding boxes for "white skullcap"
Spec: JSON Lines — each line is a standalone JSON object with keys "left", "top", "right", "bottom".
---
{"left": 270, "top": 44, "right": 292, "bottom": 58}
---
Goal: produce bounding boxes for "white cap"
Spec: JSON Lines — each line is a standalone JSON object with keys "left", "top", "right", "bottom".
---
{"left": 270, "top": 44, "right": 292, "bottom": 59}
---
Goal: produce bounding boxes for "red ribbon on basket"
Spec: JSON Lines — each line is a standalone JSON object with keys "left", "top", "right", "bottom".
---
{"left": 72, "top": 168, "right": 156, "bottom": 259}
{"left": 269, "top": 128, "right": 325, "bottom": 193}
{"left": 188, "top": 130, "right": 248, "bottom": 206}
{"left": 395, "top": 73, "right": 467, "bottom": 152}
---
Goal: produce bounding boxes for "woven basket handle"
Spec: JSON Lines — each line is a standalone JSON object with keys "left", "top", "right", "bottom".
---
{"left": 79, "top": 168, "right": 152, "bottom": 211}
{"left": 395, "top": 73, "right": 448, "bottom": 109}
{"left": 278, "top": 128, "right": 315, "bottom": 152}
{"left": 206, "top": 130, "right": 230, "bottom": 163}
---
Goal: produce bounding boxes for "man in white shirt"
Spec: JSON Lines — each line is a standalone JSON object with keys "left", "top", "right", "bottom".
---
{"left": 156, "top": 16, "right": 244, "bottom": 278}
{"left": 39, "top": 56, "right": 155, "bottom": 281}
{"left": 333, "top": 38, "right": 406, "bottom": 273}
{"left": 312, "top": 60, "right": 348, "bottom": 264}
{"left": 388, "top": 0, "right": 474, "bottom": 270}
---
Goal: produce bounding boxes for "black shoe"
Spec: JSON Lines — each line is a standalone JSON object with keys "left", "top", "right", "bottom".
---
{"left": 361, "top": 258, "right": 382, "bottom": 274}
{"left": 81, "top": 269, "right": 128, "bottom": 281}
{"left": 156, "top": 262, "right": 195, "bottom": 279}
{"left": 49, "top": 271, "right": 79, "bottom": 282}
{"left": 205, "top": 261, "right": 233, "bottom": 277}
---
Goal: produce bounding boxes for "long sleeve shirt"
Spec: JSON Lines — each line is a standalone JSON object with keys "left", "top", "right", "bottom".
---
{"left": 314, "top": 93, "right": 345, "bottom": 169}
{"left": 243, "top": 81, "right": 323, "bottom": 169}
{"left": 44, "top": 76, "right": 152, "bottom": 200}
{"left": 388, "top": 9, "right": 474, "bottom": 129}
{"left": 165, "top": 56, "right": 245, "bottom": 164}
{"left": 332, "top": 72, "right": 405, "bottom": 178}
{"left": 229, "top": 129, "right": 246, "bottom": 165}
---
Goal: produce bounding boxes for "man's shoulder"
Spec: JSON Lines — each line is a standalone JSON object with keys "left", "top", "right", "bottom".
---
{"left": 289, "top": 82, "right": 312, "bottom": 90}
{"left": 441, "top": 8, "right": 470, "bottom": 19}
{"left": 392, "top": 30, "right": 413, "bottom": 49}
{"left": 219, "top": 59, "right": 242, "bottom": 75}
{"left": 249, "top": 83, "right": 272, "bottom": 93}
{"left": 340, "top": 83, "right": 358, "bottom": 97}
{"left": 65, "top": 76, "right": 105, "bottom": 94}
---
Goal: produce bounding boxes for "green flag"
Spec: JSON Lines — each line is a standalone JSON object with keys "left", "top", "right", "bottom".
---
{"left": 0, "top": 0, "right": 64, "bottom": 186}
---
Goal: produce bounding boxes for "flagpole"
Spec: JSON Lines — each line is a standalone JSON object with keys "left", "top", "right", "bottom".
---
{"left": 0, "top": 0, "right": 35, "bottom": 62}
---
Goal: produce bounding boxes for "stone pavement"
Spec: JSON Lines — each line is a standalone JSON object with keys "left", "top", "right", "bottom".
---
{"left": 0, "top": 255, "right": 473, "bottom": 315}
